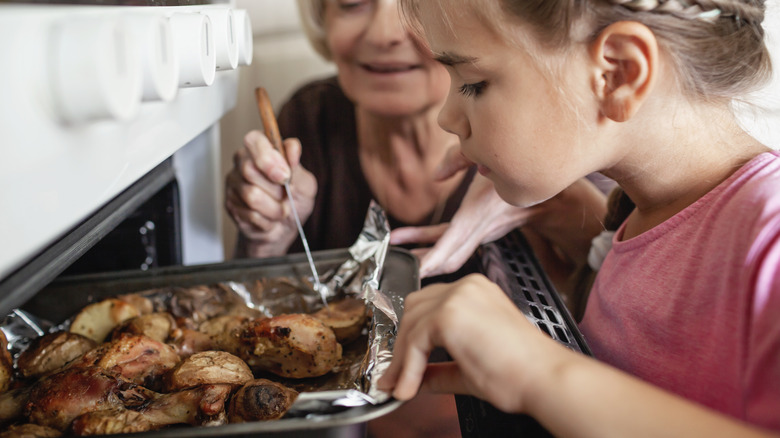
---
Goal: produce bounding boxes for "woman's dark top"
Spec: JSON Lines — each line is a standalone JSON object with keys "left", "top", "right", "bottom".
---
{"left": 279, "top": 76, "right": 475, "bottom": 254}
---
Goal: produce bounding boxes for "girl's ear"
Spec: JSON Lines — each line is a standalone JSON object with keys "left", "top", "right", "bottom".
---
{"left": 589, "top": 21, "right": 658, "bottom": 122}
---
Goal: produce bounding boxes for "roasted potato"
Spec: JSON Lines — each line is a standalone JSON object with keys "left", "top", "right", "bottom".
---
{"left": 311, "top": 297, "right": 369, "bottom": 344}
{"left": 69, "top": 298, "right": 140, "bottom": 343}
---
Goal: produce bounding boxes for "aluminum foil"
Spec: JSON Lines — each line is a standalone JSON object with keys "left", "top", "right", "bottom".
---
{"left": 0, "top": 200, "right": 403, "bottom": 420}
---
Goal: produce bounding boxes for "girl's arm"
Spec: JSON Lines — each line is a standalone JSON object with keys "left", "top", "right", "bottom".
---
{"left": 379, "top": 274, "right": 779, "bottom": 438}
{"left": 526, "top": 343, "right": 778, "bottom": 438}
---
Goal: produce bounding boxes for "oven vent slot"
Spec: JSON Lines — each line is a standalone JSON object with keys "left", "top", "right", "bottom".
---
{"left": 485, "top": 231, "right": 590, "bottom": 356}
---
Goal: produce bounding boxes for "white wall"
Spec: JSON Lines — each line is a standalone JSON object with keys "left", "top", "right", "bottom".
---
{"left": 738, "top": 0, "right": 780, "bottom": 149}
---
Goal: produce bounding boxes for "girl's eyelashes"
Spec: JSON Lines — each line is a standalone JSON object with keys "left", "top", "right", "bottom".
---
{"left": 337, "top": 0, "right": 369, "bottom": 11}
{"left": 458, "top": 81, "right": 487, "bottom": 98}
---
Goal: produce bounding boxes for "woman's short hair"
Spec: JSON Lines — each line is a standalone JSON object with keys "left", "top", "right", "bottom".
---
{"left": 296, "top": 0, "right": 332, "bottom": 61}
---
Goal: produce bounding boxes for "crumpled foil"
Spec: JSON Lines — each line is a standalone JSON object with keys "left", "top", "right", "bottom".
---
{"left": 0, "top": 200, "right": 402, "bottom": 420}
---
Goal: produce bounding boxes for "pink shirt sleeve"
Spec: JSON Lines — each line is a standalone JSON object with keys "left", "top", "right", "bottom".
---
{"left": 745, "top": 222, "right": 780, "bottom": 429}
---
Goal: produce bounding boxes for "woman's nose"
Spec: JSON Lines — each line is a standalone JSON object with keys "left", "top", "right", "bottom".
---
{"left": 364, "top": 0, "right": 407, "bottom": 48}
{"left": 438, "top": 93, "right": 470, "bottom": 140}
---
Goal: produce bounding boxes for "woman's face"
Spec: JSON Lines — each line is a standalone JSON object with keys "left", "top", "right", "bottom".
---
{"left": 420, "top": 5, "right": 605, "bottom": 207}
{"left": 323, "top": 0, "right": 450, "bottom": 117}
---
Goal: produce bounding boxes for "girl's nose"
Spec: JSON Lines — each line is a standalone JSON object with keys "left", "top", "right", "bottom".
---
{"left": 438, "top": 93, "right": 471, "bottom": 140}
{"left": 364, "top": 0, "right": 407, "bottom": 48}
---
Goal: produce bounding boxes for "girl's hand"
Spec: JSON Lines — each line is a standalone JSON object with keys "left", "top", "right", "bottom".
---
{"left": 225, "top": 130, "right": 317, "bottom": 257}
{"left": 377, "top": 274, "right": 554, "bottom": 414}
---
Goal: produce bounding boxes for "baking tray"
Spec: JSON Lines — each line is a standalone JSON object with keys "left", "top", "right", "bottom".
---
{"left": 456, "top": 230, "right": 591, "bottom": 438}
{"left": 11, "top": 247, "right": 419, "bottom": 438}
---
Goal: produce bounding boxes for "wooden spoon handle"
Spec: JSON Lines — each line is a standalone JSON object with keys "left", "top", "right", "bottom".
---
{"left": 254, "top": 87, "right": 285, "bottom": 161}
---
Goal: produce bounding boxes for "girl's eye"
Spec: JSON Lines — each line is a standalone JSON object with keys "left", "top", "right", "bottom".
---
{"left": 337, "top": 0, "right": 369, "bottom": 11}
{"left": 458, "top": 81, "right": 487, "bottom": 98}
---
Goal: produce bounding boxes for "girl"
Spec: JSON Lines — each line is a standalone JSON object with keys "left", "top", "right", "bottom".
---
{"left": 379, "top": 0, "right": 780, "bottom": 436}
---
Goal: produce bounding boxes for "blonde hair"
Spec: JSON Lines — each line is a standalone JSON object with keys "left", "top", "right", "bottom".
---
{"left": 296, "top": 0, "right": 332, "bottom": 60}
{"left": 399, "top": 0, "right": 772, "bottom": 101}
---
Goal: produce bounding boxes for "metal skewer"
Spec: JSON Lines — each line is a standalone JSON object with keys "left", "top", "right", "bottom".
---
{"left": 255, "top": 87, "right": 326, "bottom": 308}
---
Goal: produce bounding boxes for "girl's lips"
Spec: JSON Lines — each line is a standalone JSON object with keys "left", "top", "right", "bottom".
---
{"left": 477, "top": 164, "right": 491, "bottom": 176}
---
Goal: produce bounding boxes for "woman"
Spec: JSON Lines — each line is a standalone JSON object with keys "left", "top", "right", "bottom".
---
{"left": 225, "top": 0, "right": 472, "bottom": 261}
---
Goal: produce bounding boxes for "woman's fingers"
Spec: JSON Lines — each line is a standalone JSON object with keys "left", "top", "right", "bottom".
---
{"left": 390, "top": 223, "right": 448, "bottom": 245}
{"left": 283, "top": 137, "right": 302, "bottom": 168}
{"left": 435, "top": 144, "right": 474, "bottom": 181}
{"left": 243, "top": 130, "right": 291, "bottom": 184}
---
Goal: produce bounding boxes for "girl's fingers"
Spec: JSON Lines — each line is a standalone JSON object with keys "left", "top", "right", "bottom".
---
{"left": 379, "top": 286, "right": 453, "bottom": 398}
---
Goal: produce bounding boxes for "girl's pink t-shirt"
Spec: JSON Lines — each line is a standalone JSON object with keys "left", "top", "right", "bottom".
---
{"left": 580, "top": 151, "right": 780, "bottom": 430}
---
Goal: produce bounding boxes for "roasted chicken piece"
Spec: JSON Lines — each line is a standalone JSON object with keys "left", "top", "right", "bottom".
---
{"left": 164, "top": 350, "right": 253, "bottom": 392}
{"left": 311, "top": 297, "right": 369, "bottom": 344}
{"left": 0, "top": 330, "right": 12, "bottom": 393}
{"left": 70, "top": 384, "right": 233, "bottom": 435}
{"left": 109, "top": 312, "right": 176, "bottom": 343}
{"left": 0, "top": 386, "right": 31, "bottom": 427}
{"left": 24, "top": 366, "right": 155, "bottom": 431}
{"left": 0, "top": 423, "right": 61, "bottom": 438}
{"left": 198, "top": 314, "right": 248, "bottom": 353}
{"left": 69, "top": 334, "right": 180, "bottom": 390}
{"left": 17, "top": 331, "right": 97, "bottom": 379}
{"left": 168, "top": 285, "right": 247, "bottom": 326}
{"left": 70, "top": 409, "right": 151, "bottom": 436}
{"left": 168, "top": 327, "right": 214, "bottom": 359}
{"left": 228, "top": 378, "right": 298, "bottom": 422}
{"left": 69, "top": 298, "right": 140, "bottom": 343}
{"left": 234, "top": 314, "right": 342, "bottom": 378}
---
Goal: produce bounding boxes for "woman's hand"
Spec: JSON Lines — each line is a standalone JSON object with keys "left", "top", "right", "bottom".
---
{"left": 390, "top": 144, "right": 608, "bottom": 279}
{"left": 377, "top": 274, "right": 553, "bottom": 413}
{"left": 225, "top": 130, "right": 317, "bottom": 258}
{"left": 391, "top": 174, "right": 536, "bottom": 277}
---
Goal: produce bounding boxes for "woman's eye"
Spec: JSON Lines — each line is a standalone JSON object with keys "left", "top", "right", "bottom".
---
{"left": 458, "top": 81, "right": 487, "bottom": 98}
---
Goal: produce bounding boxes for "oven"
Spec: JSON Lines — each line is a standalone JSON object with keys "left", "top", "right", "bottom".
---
{"left": 0, "top": 0, "right": 252, "bottom": 309}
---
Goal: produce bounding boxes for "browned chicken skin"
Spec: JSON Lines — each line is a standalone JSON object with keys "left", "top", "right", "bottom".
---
{"left": 69, "top": 334, "right": 180, "bottom": 390}
{"left": 234, "top": 314, "right": 342, "bottom": 378}
{"left": 69, "top": 384, "right": 233, "bottom": 435}
{"left": 167, "top": 327, "right": 214, "bottom": 359}
{"left": 168, "top": 285, "right": 247, "bottom": 325}
{"left": 24, "top": 366, "right": 156, "bottom": 431}
{"left": 0, "top": 386, "right": 31, "bottom": 427}
{"left": 198, "top": 315, "right": 248, "bottom": 353}
{"left": 17, "top": 331, "right": 97, "bottom": 379}
{"left": 0, "top": 330, "right": 13, "bottom": 393}
{"left": 228, "top": 378, "right": 298, "bottom": 422}
{"left": 0, "top": 423, "right": 62, "bottom": 438}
